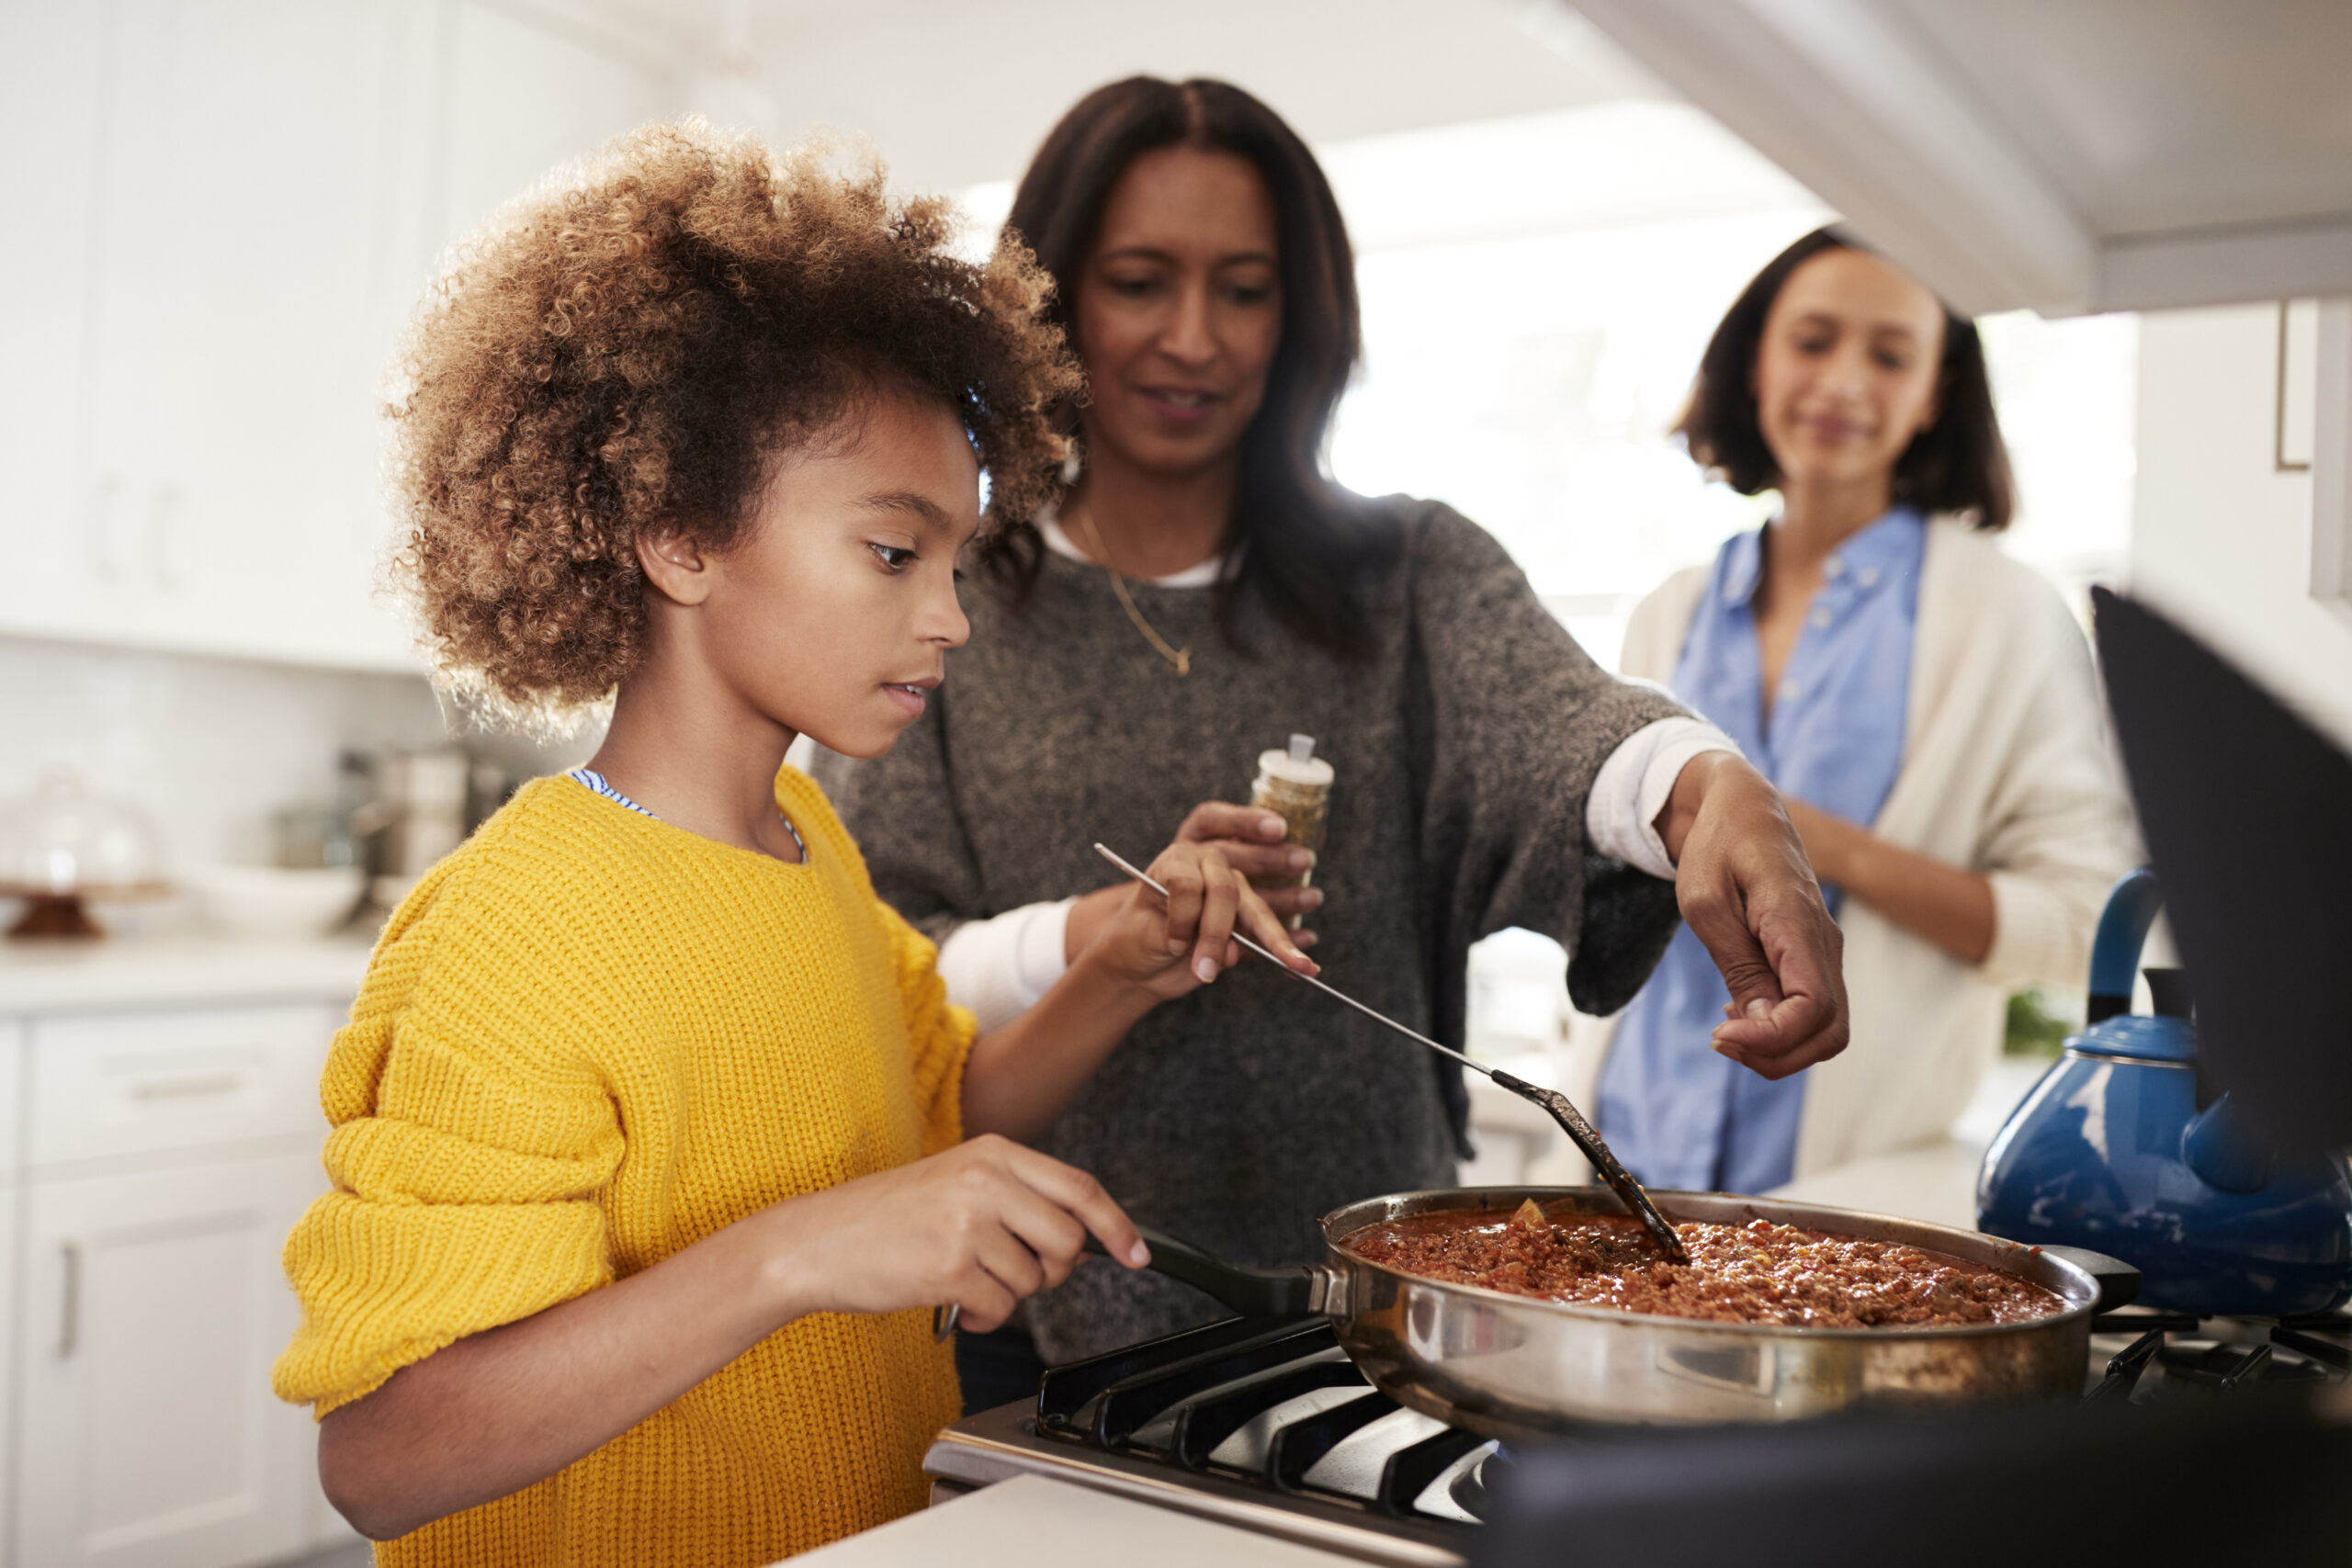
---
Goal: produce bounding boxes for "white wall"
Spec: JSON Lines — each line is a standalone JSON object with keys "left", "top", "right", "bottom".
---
{"left": 0, "top": 637, "right": 590, "bottom": 932}
{"left": 2128, "top": 303, "right": 2352, "bottom": 750}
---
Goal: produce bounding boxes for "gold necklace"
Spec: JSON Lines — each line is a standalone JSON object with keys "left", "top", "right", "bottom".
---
{"left": 1071, "top": 502, "right": 1193, "bottom": 677}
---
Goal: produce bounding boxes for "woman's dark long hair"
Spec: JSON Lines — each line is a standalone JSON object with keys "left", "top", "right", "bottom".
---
{"left": 989, "top": 76, "right": 1395, "bottom": 659}
{"left": 1675, "top": 227, "right": 2015, "bottom": 531}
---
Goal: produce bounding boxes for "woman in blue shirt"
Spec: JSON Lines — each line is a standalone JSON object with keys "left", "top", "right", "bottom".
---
{"left": 1600, "top": 227, "right": 2134, "bottom": 1192}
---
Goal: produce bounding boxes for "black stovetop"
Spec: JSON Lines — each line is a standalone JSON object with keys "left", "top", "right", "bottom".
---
{"left": 921, "top": 1304, "right": 2349, "bottom": 1564}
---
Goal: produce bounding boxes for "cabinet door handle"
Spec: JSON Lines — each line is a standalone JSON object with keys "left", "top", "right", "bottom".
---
{"left": 85, "top": 474, "right": 122, "bottom": 582}
{"left": 149, "top": 481, "right": 186, "bottom": 591}
{"left": 127, "top": 1071, "right": 246, "bottom": 1102}
{"left": 58, "top": 1242, "right": 81, "bottom": 1359}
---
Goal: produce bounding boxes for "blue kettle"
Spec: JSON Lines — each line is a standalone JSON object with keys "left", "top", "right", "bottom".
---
{"left": 1976, "top": 869, "right": 2352, "bottom": 1316}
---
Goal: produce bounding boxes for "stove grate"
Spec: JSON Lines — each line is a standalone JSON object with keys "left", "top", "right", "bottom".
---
{"left": 2086, "top": 1305, "right": 2349, "bottom": 1404}
{"left": 1006, "top": 1303, "right": 2350, "bottom": 1538}
{"left": 1034, "top": 1314, "right": 1481, "bottom": 1524}
{"left": 1170, "top": 1356, "right": 1363, "bottom": 1470}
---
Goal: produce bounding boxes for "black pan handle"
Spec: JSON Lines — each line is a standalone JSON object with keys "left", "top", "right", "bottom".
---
{"left": 1085, "top": 1224, "right": 1320, "bottom": 1317}
{"left": 2044, "top": 1246, "right": 2142, "bottom": 1314}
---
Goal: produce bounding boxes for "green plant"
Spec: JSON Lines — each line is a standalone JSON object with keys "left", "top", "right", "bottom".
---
{"left": 2004, "top": 987, "right": 2075, "bottom": 1057}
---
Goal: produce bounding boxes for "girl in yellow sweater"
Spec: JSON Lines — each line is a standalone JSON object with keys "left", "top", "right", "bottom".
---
{"left": 271, "top": 122, "right": 1312, "bottom": 1566}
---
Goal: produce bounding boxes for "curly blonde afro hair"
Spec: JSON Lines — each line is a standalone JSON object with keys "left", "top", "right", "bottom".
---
{"left": 390, "top": 119, "right": 1080, "bottom": 720}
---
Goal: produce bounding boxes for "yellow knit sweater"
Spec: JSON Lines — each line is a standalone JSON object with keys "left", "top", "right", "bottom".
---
{"left": 274, "top": 768, "right": 973, "bottom": 1566}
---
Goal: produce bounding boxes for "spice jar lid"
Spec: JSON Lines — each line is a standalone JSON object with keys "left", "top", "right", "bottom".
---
{"left": 1256, "top": 735, "right": 1333, "bottom": 788}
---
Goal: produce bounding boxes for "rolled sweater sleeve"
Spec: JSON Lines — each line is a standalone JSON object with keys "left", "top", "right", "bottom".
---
{"left": 875, "top": 896, "right": 977, "bottom": 1156}
{"left": 272, "top": 869, "right": 626, "bottom": 1417}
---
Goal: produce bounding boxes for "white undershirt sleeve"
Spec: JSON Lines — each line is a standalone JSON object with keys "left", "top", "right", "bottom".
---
{"left": 1585, "top": 717, "right": 1746, "bottom": 880}
{"left": 933, "top": 897, "right": 1077, "bottom": 1033}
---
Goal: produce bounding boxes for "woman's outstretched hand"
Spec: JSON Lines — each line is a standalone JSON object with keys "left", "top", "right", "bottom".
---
{"left": 1655, "top": 752, "right": 1849, "bottom": 1079}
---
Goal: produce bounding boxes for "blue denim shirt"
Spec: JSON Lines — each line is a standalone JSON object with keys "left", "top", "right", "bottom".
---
{"left": 1599, "top": 508, "right": 1926, "bottom": 1191}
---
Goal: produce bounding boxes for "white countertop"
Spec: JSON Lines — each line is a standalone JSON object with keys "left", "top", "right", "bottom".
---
{"left": 0, "top": 933, "right": 375, "bottom": 1015}
{"left": 1764, "top": 1055, "right": 2054, "bottom": 1230}
{"left": 1765, "top": 1135, "right": 1992, "bottom": 1231}
{"left": 790, "top": 1477, "right": 1366, "bottom": 1568}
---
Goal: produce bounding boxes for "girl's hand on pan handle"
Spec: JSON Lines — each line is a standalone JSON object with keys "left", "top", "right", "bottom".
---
{"left": 786, "top": 1135, "right": 1150, "bottom": 1333}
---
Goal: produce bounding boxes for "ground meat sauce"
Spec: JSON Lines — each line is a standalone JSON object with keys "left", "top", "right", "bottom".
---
{"left": 1342, "top": 1201, "right": 2063, "bottom": 1328}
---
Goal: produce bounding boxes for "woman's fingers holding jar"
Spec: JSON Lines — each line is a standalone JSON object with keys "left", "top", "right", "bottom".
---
{"left": 1174, "top": 799, "right": 1315, "bottom": 884}
{"left": 1176, "top": 799, "right": 1287, "bottom": 845}
{"left": 1256, "top": 882, "right": 1323, "bottom": 921}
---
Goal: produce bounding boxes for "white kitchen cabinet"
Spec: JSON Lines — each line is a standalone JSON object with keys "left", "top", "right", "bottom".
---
{"left": 0, "top": 1017, "right": 24, "bottom": 1174}
{"left": 61, "top": 0, "right": 437, "bottom": 671}
{"left": 0, "top": 1181, "right": 16, "bottom": 1568}
{"left": 0, "top": 0, "right": 669, "bottom": 672}
{"left": 0, "top": 942, "right": 363, "bottom": 1568}
{"left": 0, "top": 1, "right": 436, "bottom": 670}
{"left": 27, "top": 1003, "right": 341, "bottom": 1171}
{"left": 13, "top": 1151, "right": 325, "bottom": 1568}
{"left": 0, "top": 1021, "right": 21, "bottom": 1568}
{"left": 0, "top": 5, "right": 103, "bottom": 662}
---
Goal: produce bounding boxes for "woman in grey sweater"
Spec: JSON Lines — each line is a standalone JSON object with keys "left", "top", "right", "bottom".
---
{"left": 816, "top": 78, "right": 1847, "bottom": 1391}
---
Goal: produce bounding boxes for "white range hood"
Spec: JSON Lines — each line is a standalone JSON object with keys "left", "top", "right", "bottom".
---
{"left": 1567, "top": 0, "right": 2352, "bottom": 317}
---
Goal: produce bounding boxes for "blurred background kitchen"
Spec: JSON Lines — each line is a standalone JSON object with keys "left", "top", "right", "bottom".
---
{"left": 0, "top": 3, "right": 2347, "bottom": 1566}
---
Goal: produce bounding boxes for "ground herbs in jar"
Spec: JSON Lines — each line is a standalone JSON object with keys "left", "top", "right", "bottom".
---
{"left": 1250, "top": 734, "right": 1333, "bottom": 931}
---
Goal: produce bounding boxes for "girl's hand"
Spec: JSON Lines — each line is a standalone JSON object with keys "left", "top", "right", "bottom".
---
{"left": 786, "top": 1134, "right": 1148, "bottom": 1333}
{"left": 1084, "top": 839, "right": 1318, "bottom": 1000}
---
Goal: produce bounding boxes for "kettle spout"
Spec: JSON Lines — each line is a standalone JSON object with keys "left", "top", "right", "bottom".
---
{"left": 2181, "top": 1094, "right": 2277, "bottom": 1194}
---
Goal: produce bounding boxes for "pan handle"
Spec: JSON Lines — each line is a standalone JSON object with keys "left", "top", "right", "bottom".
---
{"left": 1087, "top": 1226, "right": 1326, "bottom": 1317}
{"left": 2043, "top": 1246, "right": 2142, "bottom": 1314}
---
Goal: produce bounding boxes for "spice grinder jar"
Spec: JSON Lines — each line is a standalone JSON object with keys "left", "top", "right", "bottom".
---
{"left": 1250, "top": 734, "right": 1333, "bottom": 931}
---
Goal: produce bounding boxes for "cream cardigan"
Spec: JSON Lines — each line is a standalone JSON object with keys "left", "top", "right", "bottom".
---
{"left": 1615, "top": 518, "right": 2139, "bottom": 1177}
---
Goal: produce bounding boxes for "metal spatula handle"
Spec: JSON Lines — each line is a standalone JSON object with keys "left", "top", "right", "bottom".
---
{"left": 1091, "top": 842, "right": 1690, "bottom": 1265}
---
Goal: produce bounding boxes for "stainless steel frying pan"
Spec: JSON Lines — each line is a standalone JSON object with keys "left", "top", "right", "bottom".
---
{"left": 1122, "top": 1186, "right": 2140, "bottom": 1437}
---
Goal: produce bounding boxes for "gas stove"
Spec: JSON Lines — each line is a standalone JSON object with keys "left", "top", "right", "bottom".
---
{"left": 920, "top": 1306, "right": 2350, "bottom": 1564}
{"left": 2085, "top": 1303, "right": 2348, "bottom": 1403}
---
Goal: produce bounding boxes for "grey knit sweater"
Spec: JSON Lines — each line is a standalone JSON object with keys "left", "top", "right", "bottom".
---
{"left": 814, "top": 498, "right": 1688, "bottom": 1360}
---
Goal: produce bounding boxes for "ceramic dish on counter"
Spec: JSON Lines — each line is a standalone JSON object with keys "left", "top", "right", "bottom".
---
{"left": 189, "top": 863, "right": 366, "bottom": 938}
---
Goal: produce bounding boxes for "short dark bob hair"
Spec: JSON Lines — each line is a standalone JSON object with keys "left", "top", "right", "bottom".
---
{"left": 1675, "top": 226, "right": 2014, "bottom": 531}
{"left": 990, "top": 76, "right": 1395, "bottom": 659}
